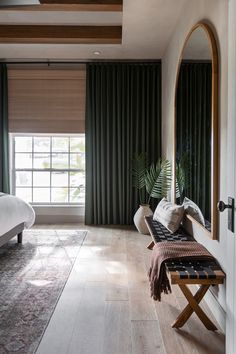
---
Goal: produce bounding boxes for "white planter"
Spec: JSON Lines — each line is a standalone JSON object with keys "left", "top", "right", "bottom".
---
{"left": 133, "top": 204, "right": 153, "bottom": 235}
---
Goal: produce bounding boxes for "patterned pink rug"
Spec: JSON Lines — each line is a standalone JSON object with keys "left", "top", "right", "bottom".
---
{"left": 0, "top": 229, "right": 87, "bottom": 354}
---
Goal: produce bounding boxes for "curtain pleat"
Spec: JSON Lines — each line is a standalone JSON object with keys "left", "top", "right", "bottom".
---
{"left": 0, "top": 64, "right": 10, "bottom": 194}
{"left": 85, "top": 63, "right": 161, "bottom": 225}
{"left": 176, "top": 63, "right": 212, "bottom": 220}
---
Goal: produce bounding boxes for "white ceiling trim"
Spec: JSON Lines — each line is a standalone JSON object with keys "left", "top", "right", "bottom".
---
{"left": 0, "top": 11, "right": 122, "bottom": 25}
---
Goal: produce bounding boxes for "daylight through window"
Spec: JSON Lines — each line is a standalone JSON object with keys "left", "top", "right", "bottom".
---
{"left": 12, "top": 135, "right": 85, "bottom": 204}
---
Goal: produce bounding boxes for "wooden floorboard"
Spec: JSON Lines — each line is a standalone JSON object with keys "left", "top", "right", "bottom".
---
{"left": 131, "top": 320, "right": 165, "bottom": 354}
{"left": 103, "top": 301, "right": 132, "bottom": 354}
{"left": 35, "top": 224, "right": 225, "bottom": 354}
{"left": 154, "top": 292, "right": 199, "bottom": 354}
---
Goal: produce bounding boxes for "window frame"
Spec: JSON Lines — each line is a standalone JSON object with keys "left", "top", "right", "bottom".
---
{"left": 11, "top": 133, "right": 85, "bottom": 206}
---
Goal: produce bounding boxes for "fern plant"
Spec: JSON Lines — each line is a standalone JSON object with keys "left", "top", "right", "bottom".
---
{"left": 145, "top": 159, "right": 172, "bottom": 204}
{"left": 175, "top": 153, "right": 190, "bottom": 203}
{"left": 132, "top": 154, "right": 172, "bottom": 205}
{"left": 131, "top": 153, "right": 147, "bottom": 204}
{"left": 176, "top": 162, "right": 185, "bottom": 200}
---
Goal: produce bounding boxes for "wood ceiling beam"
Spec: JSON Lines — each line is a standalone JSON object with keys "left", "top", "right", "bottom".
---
{"left": 1, "top": 4, "right": 122, "bottom": 11}
{"left": 39, "top": 0, "right": 122, "bottom": 3}
{"left": 1, "top": 0, "right": 123, "bottom": 12}
{"left": 0, "top": 25, "right": 122, "bottom": 44}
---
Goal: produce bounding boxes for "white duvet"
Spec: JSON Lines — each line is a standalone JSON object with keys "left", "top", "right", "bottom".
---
{"left": 0, "top": 193, "right": 35, "bottom": 236}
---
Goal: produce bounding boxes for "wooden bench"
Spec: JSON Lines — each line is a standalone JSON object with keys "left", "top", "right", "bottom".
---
{"left": 145, "top": 216, "right": 225, "bottom": 331}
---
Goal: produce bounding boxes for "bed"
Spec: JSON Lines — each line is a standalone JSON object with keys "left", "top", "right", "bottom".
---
{"left": 0, "top": 193, "right": 35, "bottom": 247}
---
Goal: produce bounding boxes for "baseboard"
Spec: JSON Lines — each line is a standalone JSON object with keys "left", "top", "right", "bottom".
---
{"left": 35, "top": 214, "right": 84, "bottom": 224}
{"left": 33, "top": 205, "right": 85, "bottom": 224}
{"left": 205, "top": 288, "right": 226, "bottom": 333}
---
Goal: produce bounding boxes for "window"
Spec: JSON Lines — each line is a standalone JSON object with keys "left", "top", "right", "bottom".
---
{"left": 12, "top": 135, "right": 85, "bottom": 204}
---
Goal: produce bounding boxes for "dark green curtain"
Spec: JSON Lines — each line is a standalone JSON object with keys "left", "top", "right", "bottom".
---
{"left": 0, "top": 64, "right": 10, "bottom": 194}
{"left": 176, "top": 62, "right": 212, "bottom": 220}
{"left": 85, "top": 62, "right": 161, "bottom": 224}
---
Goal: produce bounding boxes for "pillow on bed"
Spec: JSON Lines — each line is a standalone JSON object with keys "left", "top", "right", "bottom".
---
{"left": 183, "top": 197, "right": 205, "bottom": 226}
{"left": 153, "top": 198, "right": 184, "bottom": 233}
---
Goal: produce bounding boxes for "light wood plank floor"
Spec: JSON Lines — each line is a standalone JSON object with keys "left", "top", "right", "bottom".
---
{"left": 35, "top": 224, "right": 225, "bottom": 354}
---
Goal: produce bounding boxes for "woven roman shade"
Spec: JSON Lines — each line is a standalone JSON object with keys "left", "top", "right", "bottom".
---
{"left": 8, "top": 66, "right": 86, "bottom": 134}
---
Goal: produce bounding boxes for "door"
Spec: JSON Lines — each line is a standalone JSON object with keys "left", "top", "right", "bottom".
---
{"left": 226, "top": 0, "right": 236, "bottom": 353}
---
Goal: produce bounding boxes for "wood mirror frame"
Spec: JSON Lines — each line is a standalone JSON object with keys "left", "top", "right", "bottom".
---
{"left": 173, "top": 22, "right": 219, "bottom": 240}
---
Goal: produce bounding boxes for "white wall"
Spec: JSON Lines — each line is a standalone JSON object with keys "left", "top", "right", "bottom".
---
{"left": 33, "top": 205, "right": 84, "bottom": 224}
{"left": 162, "top": 0, "right": 228, "bottom": 327}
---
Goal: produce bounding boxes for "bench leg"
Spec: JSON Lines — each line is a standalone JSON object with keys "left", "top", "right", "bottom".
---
{"left": 172, "top": 284, "right": 217, "bottom": 331}
{"left": 17, "top": 232, "right": 23, "bottom": 244}
{"left": 147, "top": 241, "right": 155, "bottom": 250}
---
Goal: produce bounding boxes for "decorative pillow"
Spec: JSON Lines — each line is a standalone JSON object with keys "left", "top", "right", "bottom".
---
{"left": 183, "top": 197, "right": 205, "bottom": 226}
{"left": 153, "top": 198, "right": 184, "bottom": 233}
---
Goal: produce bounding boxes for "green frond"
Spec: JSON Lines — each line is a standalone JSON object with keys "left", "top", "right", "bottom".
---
{"left": 132, "top": 152, "right": 148, "bottom": 190}
{"left": 176, "top": 163, "right": 185, "bottom": 199}
{"left": 176, "top": 154, "right": 190, "bottom": 201}
{"left": 145, "top": 159, "right": 172, "bottom": 200}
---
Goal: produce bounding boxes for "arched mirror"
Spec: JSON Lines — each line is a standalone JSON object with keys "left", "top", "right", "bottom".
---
{"left": 174, "top": 23, "right": 218, "bottom": 239}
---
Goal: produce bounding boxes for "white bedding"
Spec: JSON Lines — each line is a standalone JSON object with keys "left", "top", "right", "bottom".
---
{"left": 0, "top": 193, "right": 35, "bottom": 236}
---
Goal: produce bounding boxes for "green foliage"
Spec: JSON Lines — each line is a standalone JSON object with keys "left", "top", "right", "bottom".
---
{"left": 132, "top": 152, "right": 147, "bottom": 187}
{"left": 176, "top": 153, "right": 190, "bottom": 202}
{"left": 72, "top": 187, "right": 81, "bottom": 197}
{"left": 176, "top": 162, "right": 185, "bottom": 200}
{"left": 145, "top": 159, "right": 172, "bottom": 203}
{"left": 43, "top": 161, "right": 50, "bottom": 169}
{"left": 132, "top": 153, "right": 172, "bottom": 204}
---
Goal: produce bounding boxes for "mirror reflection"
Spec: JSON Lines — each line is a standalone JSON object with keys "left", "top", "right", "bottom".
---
{"left": 176, "top": 27, "right": 212, "bottom": 231}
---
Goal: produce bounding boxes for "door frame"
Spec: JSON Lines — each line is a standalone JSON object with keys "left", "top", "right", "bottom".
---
{"left": 226, "top": 0, "right": 236, "bottom": 353}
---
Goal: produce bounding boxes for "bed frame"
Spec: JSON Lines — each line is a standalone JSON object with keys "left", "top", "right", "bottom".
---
{"left": 0, "top": 223, "right": 24, "bottom": 248}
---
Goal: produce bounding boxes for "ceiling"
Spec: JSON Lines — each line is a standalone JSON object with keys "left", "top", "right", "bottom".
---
{"left": 0, "top": 0, "right": 188, "bottom": 61}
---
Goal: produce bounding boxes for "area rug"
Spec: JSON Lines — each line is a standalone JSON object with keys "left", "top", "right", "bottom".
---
{"left": 0, "top": 229, "right": 87, "bottom": 354}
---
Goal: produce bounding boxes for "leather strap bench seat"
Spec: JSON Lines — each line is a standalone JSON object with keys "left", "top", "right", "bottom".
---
{"left": 145, "top": 215, "right": 194, "bottom": 244}
{"left": 165, "top": 259, "right": 225, "bottom": 283}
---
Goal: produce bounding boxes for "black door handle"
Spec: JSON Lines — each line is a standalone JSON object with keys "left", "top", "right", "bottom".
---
{"left": 217, "top": 200, "right": 233, "bottom": 212}
{"left": 217, "top": 198, "right": 234, "bottom": 232}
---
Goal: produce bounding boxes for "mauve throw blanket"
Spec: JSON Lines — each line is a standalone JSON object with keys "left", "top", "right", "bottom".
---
{"left": 148, "top": 241, "right": 215, "bottom": 301}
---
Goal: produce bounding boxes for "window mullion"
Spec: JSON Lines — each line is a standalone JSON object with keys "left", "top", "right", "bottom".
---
{"left": 13, "top": 137, "right": 16, "bottom": 196}
{"left": 50, "top": 136, "right": 52, "bottom": 203}
{"left": 68, "top": 137, "right": 70, "bottom": 203}
{"left": 32, "top": 136, "right": 34, "bottom": 203}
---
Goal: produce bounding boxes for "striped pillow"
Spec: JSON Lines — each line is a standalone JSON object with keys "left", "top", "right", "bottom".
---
{"left": 153, "top": 198, "right": 184, "bottom": 233}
